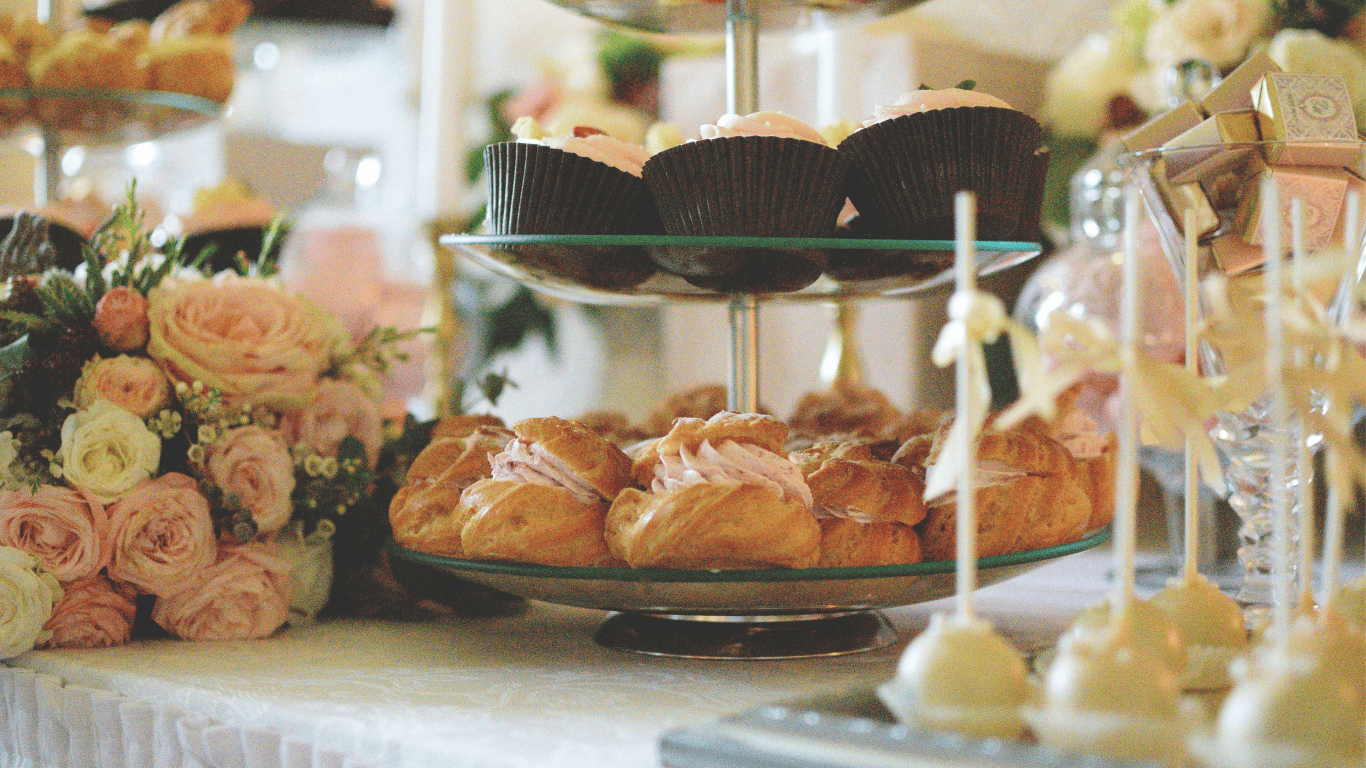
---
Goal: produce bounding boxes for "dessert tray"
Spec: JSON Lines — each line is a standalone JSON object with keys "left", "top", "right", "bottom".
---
{"left": 441, "top": 234, "right": 1042, "bottom": 303}
{"left": 388, "top": 526, "right": 1109, "bottom": 658}
{"left": 543, "top": 0, "right": 926, "bottom": 35}
{"left": 0, "top": 87, "right": 222, "bottom": 147}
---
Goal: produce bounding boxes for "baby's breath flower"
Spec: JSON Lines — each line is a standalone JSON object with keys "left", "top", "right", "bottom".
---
{"left": 187, "top": 444, "right": 206, "bottom": 464}
{"left": 320, "top": 457, "right": 338, "bottom": 480}
{"left": 175, "top": 381, "right": 189, "bottom": 395}
{"left": 335, "top": 504, "right": 347, "bottom": 515}
{"left": 303, "top": 454, "right": 325, "bottom": 477}
{"left": 192, "top": 381, "right": 204, "bottom": 394}
{"left": 197, "top": 425, "right": 217, "bottom": 444}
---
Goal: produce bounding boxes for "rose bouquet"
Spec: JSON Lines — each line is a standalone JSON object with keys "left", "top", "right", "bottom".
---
{"left": 0, "top": 189, "right": 419, "bottom": 652}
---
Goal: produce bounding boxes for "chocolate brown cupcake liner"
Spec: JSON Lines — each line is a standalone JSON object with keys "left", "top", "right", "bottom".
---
{"left": 484, "top": 142, "right": 659, "bottom": 235}
{"left": 1010, "top": 147, "right": 1051, "bottom": 243}
{"left": 840, "top": 107, "right": 1042, "bottom": 241}
{"left": 642, "top": 136, "right": 850, "bottom": 237}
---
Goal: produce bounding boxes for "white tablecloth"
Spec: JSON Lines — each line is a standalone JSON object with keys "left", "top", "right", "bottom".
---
{"left": 1, "top": 550, "right": 1117, "bottom": 768}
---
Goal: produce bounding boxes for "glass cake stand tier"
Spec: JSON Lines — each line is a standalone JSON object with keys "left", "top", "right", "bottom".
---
{"left": 0, "top": 87, "right": 222, "bottom": 147}
{"left": 542, "top": 0, "right": 924, "bottom": 34}
{"left": 440, "top": 233, "right": 1042, "bottom": 305}
{"left": 388, "top": 526, "right": 1109, "bottom": 658}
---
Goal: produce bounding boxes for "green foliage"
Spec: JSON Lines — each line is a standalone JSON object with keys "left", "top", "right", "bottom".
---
{"left": 447, "top": 369, "right": 517, "bottom": 415}
{"left": 483, "top": 286, "right": 556, "bottom": 361}
{"left": 292, "top": 436, "right": 376, "bottom": 533}
{"left": 1041, "top": 131, "right": 1101, "bottom": 236}
{"left": 1275, "top": 0, "right": 1366, "bottom": 37}
{"left": 598, "top": 30, "right": 663, "bottom": 102}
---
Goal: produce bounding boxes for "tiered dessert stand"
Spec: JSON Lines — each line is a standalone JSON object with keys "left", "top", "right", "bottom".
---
{"left": 0, "top": 86, "right": 222, "bottom": 204}
{"left": 404, "top": 0, "right": 1106, "bottom": 659}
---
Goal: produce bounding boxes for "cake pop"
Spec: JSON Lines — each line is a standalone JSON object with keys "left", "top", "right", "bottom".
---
{"left": 1148, "top": 206, "right": 1248, "bottom": 691}
{"left": 1025, "top": 187, "right": 1193, "bottom": 766}
{"left": 877, "top": 193, "right": 1031, "bottom": 741}
{"left": 1194, "top": 652, "right": 1365, "bottom": 768}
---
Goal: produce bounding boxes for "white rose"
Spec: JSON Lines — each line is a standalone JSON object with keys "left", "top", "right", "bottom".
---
{"left": 59, "top": 399, "right": 162, "bottom": 504}
{"left": 0, "top": 546, "right": 62, "bottom": 658}
{"left": 1044, "top": 33, "right": 1144, "bottom": 136}
{"left": 273, "top": 519, "right": 333, "bottom": 624}
{"left": 1268, "top": 29, "right": 1366, "bottom": 126}
{"left": 1144, "top": 0, "right": 1274, "bottom": 71}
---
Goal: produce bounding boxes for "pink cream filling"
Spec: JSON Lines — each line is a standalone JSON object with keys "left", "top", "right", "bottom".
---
{"left": 862, "top": 89, "right": 1013, "bottom": 127}
{"left": 491, "top": 439, "right": 601, "bottom": 504}
{"left": 652, "top": 439, "right": 813, "bottom": 509}
{"left": 520, "top": 134, "right": 649, "bottom": 177}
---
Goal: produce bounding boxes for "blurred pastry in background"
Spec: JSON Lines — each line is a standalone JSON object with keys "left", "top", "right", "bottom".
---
{"left": 150, "top": 0, "right": 252, "bottom": 41}
{"left": 788, "top": 380, "right": 902, "bottom": 440}
{"left": 178, "top": 180, "right": 281, "bottom": 271}
{"left": 146, "top": 35, "right": 234, "bottom": 102}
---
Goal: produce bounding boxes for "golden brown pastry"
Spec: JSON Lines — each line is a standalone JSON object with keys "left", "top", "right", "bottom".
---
{"left": 817, "top": 518, "right": 922, "bottom": 568}
{"left": 606, "top": 483, "right": 820, "bottom": 569}
{"left": 108, "top": 20, "right": 151, "bottom": 54}
{"left": 0, "top": 38, "right": 27, "bottom": 129}
{"left": 32, "top": 30, "right": 146, "bottom": 90}
{"left": 404, "top": 425, "right": 512, "bottom": 487}
{"left": 883, "top": 409, "right": 949, "bottom": 443}
{"left": 460, "top": 478, "right": 616, "bottom": 567}
{"left": 2, "top": 17, "right": 54, "bottom": 67}
{"left": 389, "top": 483, "right": 468, "bottom": 556}
{"left": 642, "top": 384, "right": 772, "bottom": 437}
{"left": 430, "top": 412, "right": 507, "bottom": 442}
{"left": 791, "top": 441, "right": 926, "bottom": 526}
{"left": 788, "top": 380, "right": 901, "bottom": 439}
{"left": 505, "top": 417, "right": 634, "bottom": 501}
{"left": 150, "top": 0, "right": 253, "bottom": 41}
{"left": 573, "top": 409, "right": 651, "bottom": 448}
{"left": 145, "top": 36, "right": 233, "bottom": 102}
{"left": 1040, "top": 401, "right": 1117, "bottom": 530}
{"left": 912, "top": 424, "right": 1092, "bottom": 560}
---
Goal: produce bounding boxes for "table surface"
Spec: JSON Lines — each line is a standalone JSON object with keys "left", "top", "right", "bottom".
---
{"left": 9, "top": 549, "right": 1121, "bottom": 768}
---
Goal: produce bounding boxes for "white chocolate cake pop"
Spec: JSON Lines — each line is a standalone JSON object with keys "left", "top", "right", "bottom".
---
{"left": 1242, "top": 611, "right": 1366, "bottom": 698}
{"left": 1059, "top": 593, "right": 1189, "bottom": 677}
{"left": 1194, "top": 652, "right": 1365, "bottom": 768}
{"left": 1331, "top": 575, "right": 1366, "bottom": 633}
{"left": 879, "top": 193, "right": 1032, "bottom": 742}
{"left": 877, "top": 614, "right": 1031, "bottom": 740}
{"left": 1151, "top": 573, "right": 1248, "bottom": 690}
{"left": 1025, "top": 623, "right": 1189, "bottom": 764}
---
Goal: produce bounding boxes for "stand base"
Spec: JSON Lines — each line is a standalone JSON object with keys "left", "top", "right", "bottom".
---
{"left": 593, "top": 611, "right": 899, "bottom": 659}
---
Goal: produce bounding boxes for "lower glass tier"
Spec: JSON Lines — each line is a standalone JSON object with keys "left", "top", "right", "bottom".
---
{"left": 542, "top": 0, "right": 925, "bottom": 34}
{"left": 440, "top": 233, "right": 1042, "bottom": 305}
{"left": 0, "top": 87, "right": 222, "bottom": 147}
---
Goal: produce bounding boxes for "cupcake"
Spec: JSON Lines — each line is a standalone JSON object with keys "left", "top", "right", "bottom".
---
{"left": 642, "top": 111, "right": 849, "bottom": 293}
{"left": 485, "top": 119, "right": 659, "bottom": 290}
{"left": 840, "top": 87, "right": 1044, "bottom": 240}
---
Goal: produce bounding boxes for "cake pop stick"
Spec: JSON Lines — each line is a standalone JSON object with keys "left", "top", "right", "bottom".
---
{"left": 1261, "top": 178, "right": 1292, "bottom": 650}
{"left": 1113, "top": 186, "right": 1142, "bottom": 610}
{"left": 954, "top": 190, "right": 978, "bottom": 620}
{"left": 1289, "top": 198, "right": 1316, "bottom": 612}
{"left": 1182, "top": 208, "right": 1201, "bottom": 583}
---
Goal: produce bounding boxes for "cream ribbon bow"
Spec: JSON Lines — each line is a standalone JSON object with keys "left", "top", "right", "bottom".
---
{"left": 924, "top": 289, "right": 1011, "bottom": 501}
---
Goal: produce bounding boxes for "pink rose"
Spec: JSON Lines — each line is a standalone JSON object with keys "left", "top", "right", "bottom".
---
{"left": 73, "top": 355, "right": 171, "bottom": 418}
{"left": 146, "top": 275, "right": 343, "bottom": 409}
{"left": 0, "top": 485, "right": 109, "bottom": 582}
{"left": 40, "top": 576, "right": 136, "bottom": 648}
{"left": 107, "top": 473, "right": 217, "bottom": 594}
{"left": 281, "top": 378, "right": 382, "bottom": 468}
{"left": 206, "top": 426, "right": 295, "bottom": 536}
{"left": 151, "top": 541, "right": 292, "bottom": 640}
{"left": 94, "top": 287, "right": 150, "bottom": 352}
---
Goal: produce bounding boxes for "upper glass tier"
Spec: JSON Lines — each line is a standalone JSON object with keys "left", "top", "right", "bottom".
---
{"left": 0, "top": 88, "right": 223, "bottom": 147}
{"left": 543, "top": 0, "right": 925, "bottom": 34}
{"left": 441, "top": 233, "right": 1041, "bottom": 305}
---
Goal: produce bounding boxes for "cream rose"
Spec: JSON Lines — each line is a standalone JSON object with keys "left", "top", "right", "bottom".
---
{"left": 1043, "top": 33, "right": 1144, "bottom": 136}
{"left": 59, "top": 399, "right": 162, "bottom": 504}
{"left": 0, "top": 546, "right": 62, "bottom": 658}
{"left": 206, "top": 426, "right": 295, "bottom": 536}
{"left": 1268, "top": 29, "right": 1366, "bottom": 126}
{"left": 40, "top": 576, "right": 136, "bottom": 649}
{"left": 151, "top": 541, "right": 292, "bottom": 640}
{"left": 0, "top": 485, "right": 109, "bottom": 581}
{"left": 73, "top": 355, "right": 172, "bottom": 419}
{"left": 147, "top": 274, "right": 344, "bottom": 410}
{"left": 107, "top": 473, "right": 216, "bottom": 595}
{"left": 1144, "top": 0, "right": 1273, "bottom": 71}
{"left": 280, "top": 378, "right": 382, "bottom": 468}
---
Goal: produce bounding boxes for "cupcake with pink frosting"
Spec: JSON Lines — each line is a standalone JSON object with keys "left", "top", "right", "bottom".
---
{"left": 484, "top": 119, "right": 660, "bottom": 236}
{"left": 839, "top": 84, "right": 1045, "bottom": 241}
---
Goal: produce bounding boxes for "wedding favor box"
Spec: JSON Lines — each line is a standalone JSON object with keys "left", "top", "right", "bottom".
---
{"left": 1122, "top": 53, "right": 1366, "bottom": 276}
